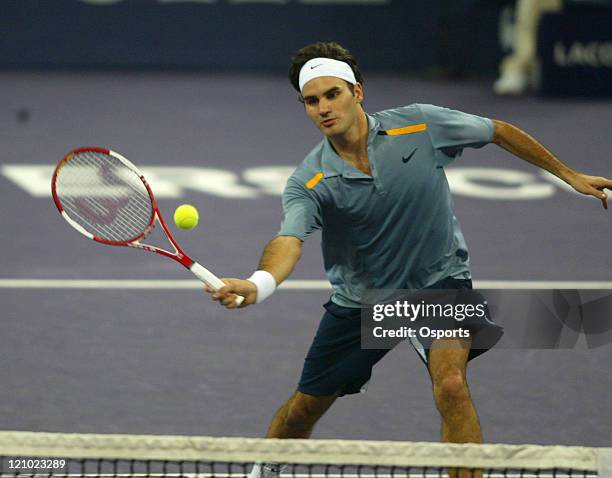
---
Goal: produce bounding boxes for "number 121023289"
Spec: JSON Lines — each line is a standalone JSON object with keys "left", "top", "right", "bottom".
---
{"left": 7, "top": 458, "right": 67, "bottom": 470}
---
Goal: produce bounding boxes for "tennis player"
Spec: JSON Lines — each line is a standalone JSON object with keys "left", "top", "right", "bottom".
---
{"left": 208, "top": 42, "right": 612, "bottom": 477}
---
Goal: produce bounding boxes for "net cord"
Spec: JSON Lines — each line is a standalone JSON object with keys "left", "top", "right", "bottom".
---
{"left": 0, "top": 432, "right": 601, "bottom": 471}
{"left": 599, "top": 448, "right": 612, "bottom": 476}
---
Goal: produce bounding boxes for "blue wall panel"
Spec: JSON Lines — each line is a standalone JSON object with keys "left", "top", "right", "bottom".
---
{"left": 0, "top": 0, "right": 502, "bottom": 73}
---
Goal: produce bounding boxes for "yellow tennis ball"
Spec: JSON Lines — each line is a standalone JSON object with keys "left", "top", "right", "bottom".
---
{"left": 173, "top": 204, "right": 199, "bottom": 230}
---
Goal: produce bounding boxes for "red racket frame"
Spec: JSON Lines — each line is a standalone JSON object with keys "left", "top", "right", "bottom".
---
{"left": 52, "top": 147, "right": 197, "bottom": 269}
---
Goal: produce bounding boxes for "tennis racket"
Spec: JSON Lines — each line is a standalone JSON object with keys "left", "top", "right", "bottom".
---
{"left": 51, "top": 146, "right": 244, "bottom": 305}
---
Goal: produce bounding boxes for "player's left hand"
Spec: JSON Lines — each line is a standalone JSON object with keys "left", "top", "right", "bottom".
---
{"left": 567, "top": 173, "right": 612, "bottom": 209}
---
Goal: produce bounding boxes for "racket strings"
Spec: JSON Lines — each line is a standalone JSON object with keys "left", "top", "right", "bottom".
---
{"left": 73, "top": 196, "right": 147, "bottom": 241}
{"left": 55, "top": 151, "right": 154, "bottom": 243}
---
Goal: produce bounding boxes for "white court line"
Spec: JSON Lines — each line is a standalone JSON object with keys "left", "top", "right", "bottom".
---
{"left": 1, "top": 279, "right": 612, "bottom": 290}
{"left": 0, "top": 279, "right": 328, "bottom": 290}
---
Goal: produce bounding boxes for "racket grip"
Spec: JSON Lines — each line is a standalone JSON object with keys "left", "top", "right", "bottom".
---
{"left": 190, "top": 262, "right": 245, "bottom": 306}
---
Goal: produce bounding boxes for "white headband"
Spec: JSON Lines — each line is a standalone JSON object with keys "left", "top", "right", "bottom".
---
{"left": 298, "top": 58, "right": 357, "bottom": 93}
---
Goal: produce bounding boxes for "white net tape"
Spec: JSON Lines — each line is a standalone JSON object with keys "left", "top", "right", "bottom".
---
{"left": 0, "top": 431, "right": 603, "bottom": 471}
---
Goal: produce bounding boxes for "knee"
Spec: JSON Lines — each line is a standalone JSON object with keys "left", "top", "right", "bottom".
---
{"left": 432, "top": 371, "right": 470, "bottom": 411}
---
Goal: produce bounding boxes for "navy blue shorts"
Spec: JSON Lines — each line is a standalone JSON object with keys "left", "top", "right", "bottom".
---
{"left": 297, "top": 277, "right": 504, "bottom": 397}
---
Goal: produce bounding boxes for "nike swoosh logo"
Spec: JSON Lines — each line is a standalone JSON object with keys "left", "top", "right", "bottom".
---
{"left": 402, "top": 148, "right": 418, "bottom": 163}
{"left": 310, "top": 64, "right": 322, "bottom": 69}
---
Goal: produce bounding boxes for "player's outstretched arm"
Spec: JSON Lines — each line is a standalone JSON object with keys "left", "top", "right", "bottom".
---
{"left": 492, "top": 119, "right": 612, "bottom": 209}
{"left": 208, "top": 235, "right": 303, "bottom": 309}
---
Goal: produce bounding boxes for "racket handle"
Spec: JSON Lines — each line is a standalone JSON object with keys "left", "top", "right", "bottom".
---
{"left": 189, "top": 262, "right": 245, "bottom": 306}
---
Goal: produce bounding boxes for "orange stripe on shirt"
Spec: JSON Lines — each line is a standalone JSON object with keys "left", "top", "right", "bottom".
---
{"left": 306, "top": 172, "right": 324, "bottom": 189}
{"left": 384, "top": 123, "right": 428, "bottom": 136}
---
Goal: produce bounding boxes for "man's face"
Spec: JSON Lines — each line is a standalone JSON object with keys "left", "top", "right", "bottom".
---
{"left": 301, "top": 77, "right": 364, "bottom": 138}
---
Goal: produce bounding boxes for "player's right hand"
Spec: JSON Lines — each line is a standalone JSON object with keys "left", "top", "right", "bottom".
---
{"left": 206, "top": 279, "right": 257, "bottom": 309}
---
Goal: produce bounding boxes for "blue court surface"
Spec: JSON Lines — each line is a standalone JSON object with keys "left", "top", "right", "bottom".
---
{"left": 0, "top": 72, "right": 611, "bottom": 446}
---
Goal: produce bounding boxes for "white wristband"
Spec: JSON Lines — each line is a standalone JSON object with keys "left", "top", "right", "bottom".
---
{"left": 247, "top": 270, "right": 277, "bottom": 304}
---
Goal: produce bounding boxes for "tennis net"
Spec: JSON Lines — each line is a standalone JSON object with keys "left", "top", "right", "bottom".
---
{"left": 0, "top": 431, "right": 610, "bottom": 478}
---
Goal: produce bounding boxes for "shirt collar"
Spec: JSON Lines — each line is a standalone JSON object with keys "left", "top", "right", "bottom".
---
{"left": 321, "top": 113, "right": 380, "bottom": 178}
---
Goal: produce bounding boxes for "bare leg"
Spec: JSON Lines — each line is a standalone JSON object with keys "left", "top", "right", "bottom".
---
{"left": 249, "top": 391, "right": 339, "bottom": 478}
{"left": 266, "top": 390, "right": 338, "bottom": 438}
{"left": 495, "top": 0, "right": 563, "bottom": 94}
{"left": 501, "top": 0, "right": 563, "bottom": 77}
{"left": 428, "top": 337, "right": 482, "bottom": 478}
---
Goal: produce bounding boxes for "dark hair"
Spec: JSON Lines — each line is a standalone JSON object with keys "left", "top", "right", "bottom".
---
{"left": 288, "top": 42, "right": 364, "bottom": 93}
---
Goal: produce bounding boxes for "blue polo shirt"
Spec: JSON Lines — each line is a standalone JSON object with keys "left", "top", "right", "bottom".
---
{"left": 279, "top": 104, "right": 494, "bottom": 308}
